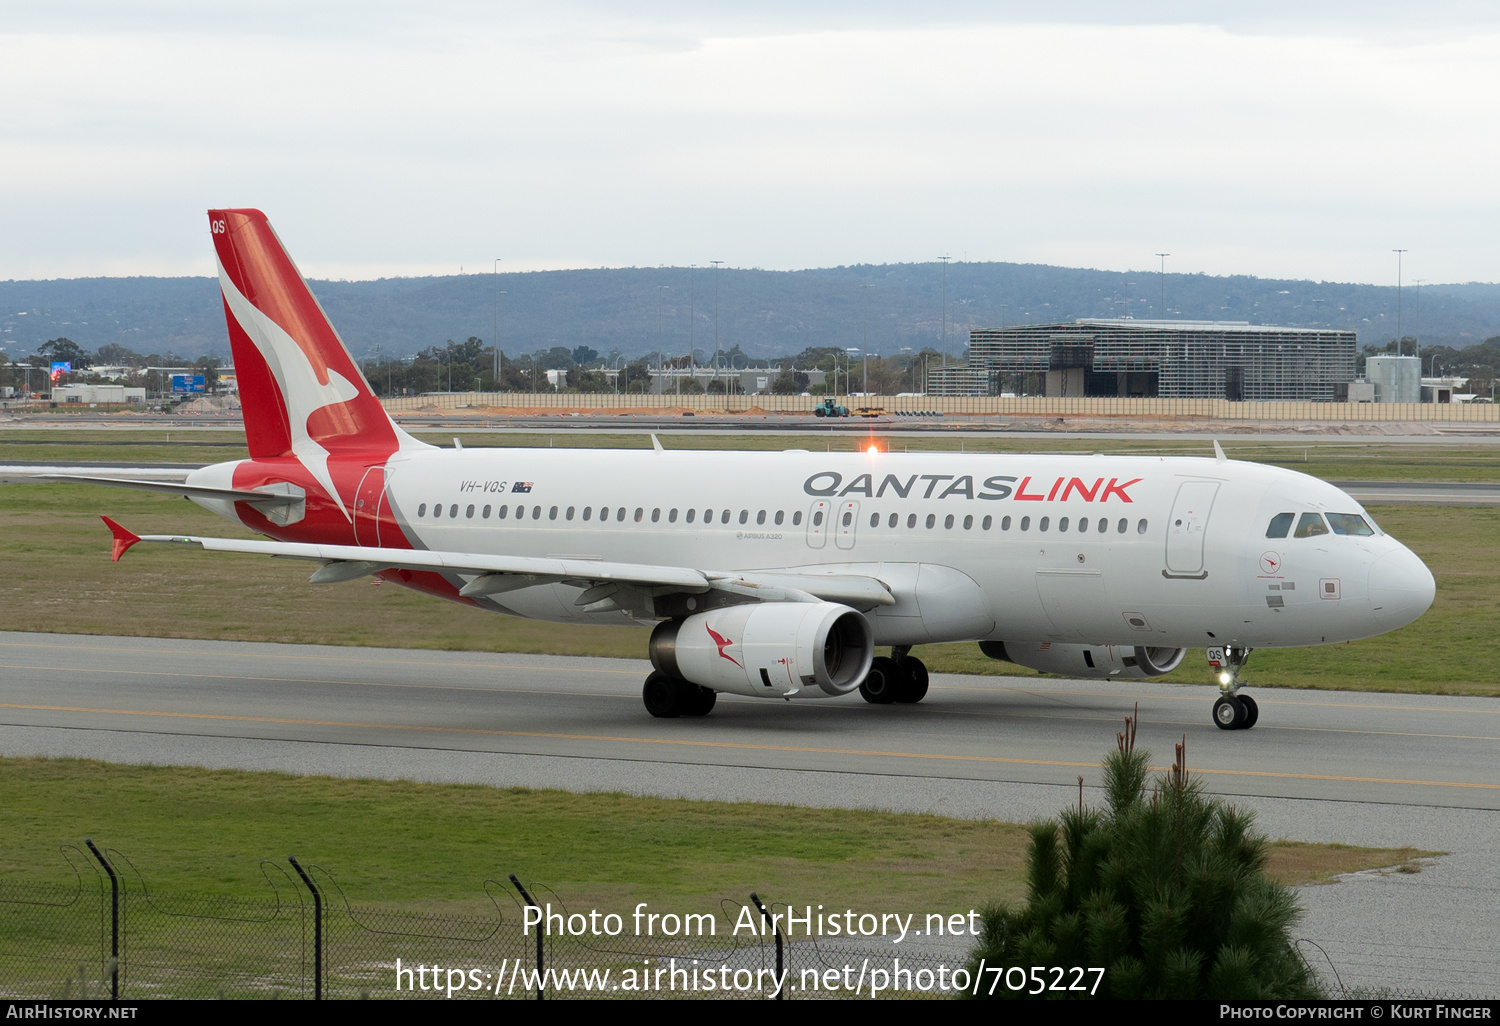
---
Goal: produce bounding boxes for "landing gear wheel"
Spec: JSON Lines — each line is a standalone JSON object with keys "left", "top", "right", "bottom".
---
{"left": 1238, "top": 694, "right": 1259, "bottom": 729}
{"left": 1213, "top": 695, "right": 1246, "bottom": 730}
{"left": 860, "top": 657, "right": 899, "bottom": 704}
{"left": 643, "top": 671, "right": 684, "bottom": 718}
{"left": 895, "top": 658, "right": 930, "bottom": 704}
{"left": 682, "top": 684, "right": 717, "bottom": 717}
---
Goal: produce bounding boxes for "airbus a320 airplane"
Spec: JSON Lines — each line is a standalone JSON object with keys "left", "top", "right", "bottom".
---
{"left": 24, "top": 210, "right": 1438, "bottom": 729}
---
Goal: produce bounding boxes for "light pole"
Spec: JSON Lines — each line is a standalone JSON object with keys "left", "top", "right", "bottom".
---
{"left": 686, "top": 264, "right": 695, "bottom": 396}
{"left": 860, "top": 283, "right": 872, "bottom": 394}
{"left": 998, "top": 303, "right": 1008, "bottom": 329}
{"left": 1155, "top": 253, "right": 1170, "bottom": 319}
{"left": 939, "top": 256, "right": 950, "bottom": 368}
{"left": 710, "top": 260, "right": 723, "bottom": 392}
{"left": 1393, "top": 249, "right": 1408, "bottom": 355}
{"left": 1412, "top": 278, "right": 1424, "bottom": 360}
{"left": 656, "top": 284, "right": 669, "bottom": 395}
{"left": 492, "top": 259, "right": 502, "bottom": 392}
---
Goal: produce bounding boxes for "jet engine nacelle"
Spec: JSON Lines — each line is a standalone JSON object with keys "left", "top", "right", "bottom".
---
{"left": 650, "top": 602, "right": 874, "bottom": 699}
{"left": 979, "top": 641, "right": 1186, "bottom": 679}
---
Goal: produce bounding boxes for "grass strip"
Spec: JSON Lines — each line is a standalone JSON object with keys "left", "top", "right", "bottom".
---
{"left": 0, "top": 757, "right": 1434, "bottom": 913}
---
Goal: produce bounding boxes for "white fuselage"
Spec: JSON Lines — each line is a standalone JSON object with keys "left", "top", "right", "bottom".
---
{"left": 191, "top": 447, "right": 1437, "bottom": 652}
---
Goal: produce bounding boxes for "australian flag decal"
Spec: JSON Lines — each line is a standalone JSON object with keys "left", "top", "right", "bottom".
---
{"left": 512, "top": 481, "right": 533, "bottom": 493}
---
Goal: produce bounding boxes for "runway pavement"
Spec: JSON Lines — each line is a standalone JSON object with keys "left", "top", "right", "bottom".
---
{"left": 1, "top": 631, "right": 1498, "bottom": 996}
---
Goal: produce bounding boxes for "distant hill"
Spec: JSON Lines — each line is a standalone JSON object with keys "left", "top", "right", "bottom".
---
{"left": 2, "top": 262, "right": 1495, "bottom": 363}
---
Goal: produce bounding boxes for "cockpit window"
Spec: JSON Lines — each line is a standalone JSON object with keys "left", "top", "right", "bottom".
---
{"left": 1265, "top": 512, "right": 1294, "bottom": 539}
{"left": 1293, "top": 512, "right": 1329, "bottom": 538}
{"left": 1327, "top": 513, "right": 1376, "bottom": 537}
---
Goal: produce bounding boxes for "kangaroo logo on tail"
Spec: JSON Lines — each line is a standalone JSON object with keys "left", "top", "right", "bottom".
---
{"left": 208, "top": 209, "right": 425, "bottom": 518}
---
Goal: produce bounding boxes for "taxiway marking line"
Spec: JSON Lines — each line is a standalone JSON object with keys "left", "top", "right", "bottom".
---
{"left": 0, "top": 644, "right": 642, "bottom": 676}
{"left": 5, "top": 664, "right": 1500, "bottom": 742}
{"left": 0, "top": 663, "right": 626, "bottom": 700}
{"left": 4, "top": 702, "right": 1499, "bottom": 792}
{"left": 3, "top": 649, "right": 1497, "bottom": 717}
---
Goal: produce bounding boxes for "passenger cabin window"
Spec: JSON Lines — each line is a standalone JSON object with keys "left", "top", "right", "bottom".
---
{"left": 869, "top": 513, "right": 879, "bottom": 528}
{"left": 813, "top": 511, "right": 824, "bottom": 526}
{"left": 466, "top": 504, "right": 475, "bottom": 518}
{"left": 1136, "top": 519, "right": 1148, "bottom": 535}
{"left": 549, "top": 506, "right": 558, "bottom": 520}
{"left": 774, "top": 511, "right": 784, "bottom": 525}
{"left": 686, "top": 509, "right": 696, "bottom": 523}
{"left": 1327, "top": 513, "right": 1376, "bottom": 537}
{"left": 417, "top": 503, "right": 427, "bottom": 517}
{"left": 793, "top": 511, "right": 803, "bottom": 526}
{"left": 449, "top": 504, "right": 458, "bottom": 518}
{"left": 669, "top": 509, "right": 678, "bottom": 523}
{"left": 483, "top": 505, "right": 492, "bottom": 519}
{"left": 983, "top": 515, "right": 993, "bottom": 530}
{"left": 498, "top": 505, "right": 509, "bottom": 519}
{"left": 721, "top": 510, "right": 731, "bottom": 524}
{"left": 1266, "top": 512, "right": 1294, "bottom": 539}
{"left": 566, "top": 506, "right": 574, "bottom": 520}
{"left": 652, "top": 508, "right": 661, "bottom": 523}
{"left": 1293, "top": 512, "right": 1329, "bottom": 538}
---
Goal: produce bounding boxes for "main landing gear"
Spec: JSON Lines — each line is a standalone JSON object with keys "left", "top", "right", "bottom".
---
{"left": 1209, "top": 646, "right": 1259, "bottom": 731}
{"left": 860, "top": 648, "right": 930, "bottom": 705}
{"left": 642, "top": 671, "right": 717, "bottom": 719}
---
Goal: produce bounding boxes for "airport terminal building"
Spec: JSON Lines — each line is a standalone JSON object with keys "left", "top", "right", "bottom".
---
{"left": 964, "top": 319, "right": 1357, "bottom": 400}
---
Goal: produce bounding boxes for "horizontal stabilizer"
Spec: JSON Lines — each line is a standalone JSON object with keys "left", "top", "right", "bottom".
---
{"left": 100, "top": 516, "right": 141, "bottom": 562}
{"left": 33, "top": 474, "right": 301, "bottom": 506}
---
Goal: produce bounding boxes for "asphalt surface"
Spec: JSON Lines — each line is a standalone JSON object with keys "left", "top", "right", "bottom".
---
{"left": 1, "top": 631, "right": 1497, "bottom": 996}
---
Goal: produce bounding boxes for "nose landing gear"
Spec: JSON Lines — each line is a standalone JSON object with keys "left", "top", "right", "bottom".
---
{"left": 1208, "top": 646, "right": 1258, "bottom": 730}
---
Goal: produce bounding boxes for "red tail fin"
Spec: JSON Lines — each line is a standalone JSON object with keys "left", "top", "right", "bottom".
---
{"left": 207, "top": 209, "right": 414, "bottom": 462}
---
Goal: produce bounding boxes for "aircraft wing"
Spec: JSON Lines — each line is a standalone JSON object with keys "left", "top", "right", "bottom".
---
{"left": 101, "top": 519, "right": 896, "bottom": 613}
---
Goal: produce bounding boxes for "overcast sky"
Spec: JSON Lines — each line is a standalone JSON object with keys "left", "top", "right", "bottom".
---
{"left": 3, "top": 1, "right": 1498, "bottom": 284}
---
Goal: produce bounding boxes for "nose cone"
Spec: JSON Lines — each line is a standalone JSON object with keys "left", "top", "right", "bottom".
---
{"left": 1368, "top": 546, "right": 1436, "bottom": 631}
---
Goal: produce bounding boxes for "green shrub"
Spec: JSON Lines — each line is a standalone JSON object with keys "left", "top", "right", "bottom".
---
{"left": 965, "top": 712, "right": 1323, "bottom": 999}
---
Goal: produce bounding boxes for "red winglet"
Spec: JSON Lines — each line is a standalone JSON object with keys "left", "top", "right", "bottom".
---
{"left": 100, "top": 516, "right": 141, "bottom": 562}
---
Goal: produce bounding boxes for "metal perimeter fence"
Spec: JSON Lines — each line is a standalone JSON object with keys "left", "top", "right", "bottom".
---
{"left": 0, "top": 843, "right": 970, "bottom": 1001}
{"left": 379, "top": 392, "right": 1500, "bottom": 423}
